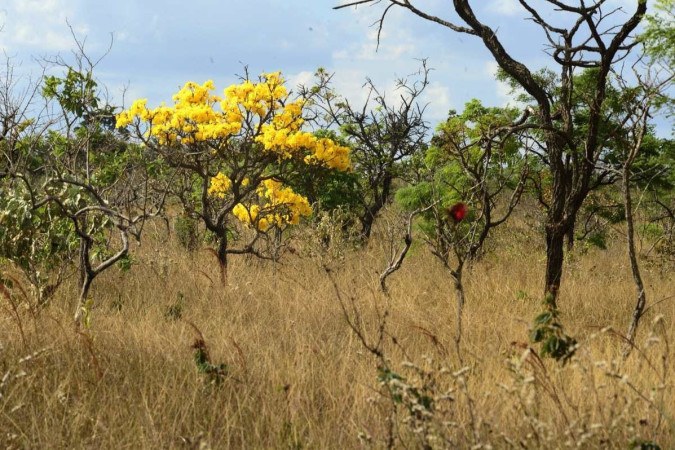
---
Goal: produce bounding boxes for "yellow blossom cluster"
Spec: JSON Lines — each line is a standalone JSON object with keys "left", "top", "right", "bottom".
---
{"left": 207, "top": 172, "right": 232, "bottom": 198}
{"left": 232, "top": 179, "right": 312, "bottom": 232}
{"left": 302, "top": 137, "right": 352, "bottom": 171}
{"left": 222, "top": 71, "right": 287, "bottom": 117}
{"left": 116, "top": 80, "right": 241, "bottom": 145}
{"left": 115, "top": 73, "right": 351, "bottom": 171}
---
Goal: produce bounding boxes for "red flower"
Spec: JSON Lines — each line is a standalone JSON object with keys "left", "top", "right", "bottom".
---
{"left": 447, "top": 202, "right": 468, "bottom": 223}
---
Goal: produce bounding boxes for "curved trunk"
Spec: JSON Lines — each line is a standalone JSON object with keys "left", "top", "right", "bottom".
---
{"left": 622, "top": 171, "right": 646, "bottom": 357}
{"left": 452, "top": 271, "right": 465, "bottom": 361}
{"left": 360, "top": 213, "right": 376, "bottom": 240}
{"left": 74, "top": 274, "right": 94, "bottom": 327}
{"left": 360, "top": 174, "right": 393, "bottom": 240}
{"left": 74, "top": 238, "right": 94, "bottom": 327}
{"left": 566, "top": 217, "right": 575, "bottom": 251}
{"left": 217, "top": 232, "right": 229, "bottom": 286}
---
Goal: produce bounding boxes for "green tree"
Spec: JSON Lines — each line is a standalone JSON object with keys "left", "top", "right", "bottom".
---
{"left": 396, "top": 99, "right": 529, "bottom": 354}
{"left": 338, "top": 1, "right": 648, "bottom": 309}
{"left": 641, "top": 0, "right": 675, "bottom": 68}
{"left": 0, "top": 42, "right": 165, "bottom": 325}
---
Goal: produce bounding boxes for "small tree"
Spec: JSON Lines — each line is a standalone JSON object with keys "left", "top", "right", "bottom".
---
{"left": 118, "top": 72, "right": 351, "bottom": 284}
{"left": 396, "top": 99, "right": 529, "bottom": 354}
{"left": 612, "top": 66, "right": 673, "bottom": 354}
{"left": 0, "top": 57, "right": 77, "bottom": 305}
{"left": 304, "top": 63, "right": 430, "bottom": 240}
{"left": 40, "top": 50, "right": 165, "bottom": 325}
{"left": 0, "top": 181, "right": 78, "bottom": 305}
{"left": 0, "top": 38, "right": 167, "bottom": 325}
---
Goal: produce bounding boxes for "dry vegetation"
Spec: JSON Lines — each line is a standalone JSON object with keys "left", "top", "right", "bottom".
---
{"left": 1, "top": 210, "right": 673, "bottom": 449}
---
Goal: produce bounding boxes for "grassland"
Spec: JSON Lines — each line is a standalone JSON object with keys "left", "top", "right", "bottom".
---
{"left": 1, "top": 213, "right": 673, "bottom": 449}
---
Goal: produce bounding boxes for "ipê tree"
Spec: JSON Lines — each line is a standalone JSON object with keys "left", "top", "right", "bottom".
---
{"left": 117, "top": 72, "right": 351, "bottom": 284}
{"left": 335, "top": 0, "right": 648, "bottom": 308}
{"left": 303, "top": 63, "right": 430, "bottom": 240}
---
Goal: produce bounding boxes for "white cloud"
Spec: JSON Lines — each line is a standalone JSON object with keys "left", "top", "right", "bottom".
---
{"left": 2, "top": 0, "right": 88, "bottom": 53}
{"left": 487, "top": 0, "right": 521, "bottom": 16}
{"left": 422, "top": 82, "right": 452, "bottom": 122}
{"left": 329, "top": 68, "right": 374, "bottom": 107}
{"left": 13, "top": 24, "right": 73, "bottom": 50}
{"left": 326, "top": 4, "right": 463, "bottom": 127}
{"left": 13, "top": 0, "right": 61, "bottom": 15}
{"left": 333, "top": 26, "right": 417, "bottom": 62}
{"left": 287, "top": 70, "right": 315, "bottom": 92}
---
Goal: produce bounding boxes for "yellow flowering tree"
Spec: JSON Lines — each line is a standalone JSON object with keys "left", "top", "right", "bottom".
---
{"left": 117, "top": 72, "right": 350, "bottom": 283}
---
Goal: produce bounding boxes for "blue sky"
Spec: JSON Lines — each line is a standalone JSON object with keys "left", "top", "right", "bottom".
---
{"left": 0, "top": 0, "right": 661, "bottom": 131}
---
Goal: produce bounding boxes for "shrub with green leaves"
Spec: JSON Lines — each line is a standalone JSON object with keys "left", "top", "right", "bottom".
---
{"left": 0, "top": 179, "right": 78, "bottom": 305}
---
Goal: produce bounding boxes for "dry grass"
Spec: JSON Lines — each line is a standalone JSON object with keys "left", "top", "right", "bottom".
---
{"left": 0, "top": 216, "right": 673, "bottom": 449}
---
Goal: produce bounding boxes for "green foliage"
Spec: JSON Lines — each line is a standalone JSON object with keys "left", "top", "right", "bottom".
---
{"left": 635, "top": 137, "right": 674, "bottom": 190}
{"left": 586, "top": 231, "right": 608, "bottom": 250}
{"left": 312, "top": 169, "right": 362, "bottom": 213}
{"left": 43, "top": 68, "right": 116, "bottom": 130}
{"left": 377, "top": 365, "right": 437, "bottom": 427}
{"left": 641, "top": 0, "right": 675, "bottom": 67}
{"left": 377, "top": 367, "right": 405, "bottom": 404}
{"left": 630, "top": 439, "right": 662, "bottom": 450}
{"left": 192, "top": 339, "right": 228, "bottom": 385}
{"left": 0, "top": 180, "right": 78, "bottom": 302}
{"left": 397, "top": 99, "right": 525, "bottom": 253}
{"left": 117, "top": 254, "right": 134, "bottom": 273}
{"left": 395, "top": 181, "right": 435, "bottom": 211}
{"left": 288, "top": 160, "right": 362, "bottom": 214}
{"left": 530, "top": 294, "right": 577, "bottom": 363}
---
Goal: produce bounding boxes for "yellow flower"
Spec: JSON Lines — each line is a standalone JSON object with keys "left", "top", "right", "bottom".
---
{"left": 232, "top": 179, "right": 312, "bottom": 231}
{"left": 115, "top": 111, "right": 132, "bottom": 128}
{"left": 207, "top": 172, "right": 232, "bottom": 198}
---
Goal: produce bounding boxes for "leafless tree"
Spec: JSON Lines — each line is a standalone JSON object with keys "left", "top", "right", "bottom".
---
{"left": 609, "top": 62, "right": 673, "bottom": 355}
{"left": 303, "top": 61, "right": 430, "bottom": 240}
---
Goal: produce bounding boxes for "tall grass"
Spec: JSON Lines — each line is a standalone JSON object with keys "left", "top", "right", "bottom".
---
{"left": 1, "top": 215, "right": 672, "bottom": 449}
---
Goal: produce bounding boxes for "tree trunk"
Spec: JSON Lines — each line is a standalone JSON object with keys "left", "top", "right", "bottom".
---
{"left": 217, "top": 232, "right": 229, "bottom": 286}
{"left": 452, "top": 272, "right": 465, "bottom": 361}
{"left": 566, "top": 217, "right": 575, "bottom": 251}
{"left": 360, "top": 212, "right": 376, "bottom": 241}
{"left": 622, "top": 171, "right": 646, "bottom": 357}
{"left": 73, "top": 274, "right": 93, "bottom": 327}
{"left": 360, "top": 175, "right": 393, "bottom": 240}
{"left": 544, "top": 226, "right": 566, "bottom": 307}
{"left": 74, "top": 238, "right": 94, "bottom": 327}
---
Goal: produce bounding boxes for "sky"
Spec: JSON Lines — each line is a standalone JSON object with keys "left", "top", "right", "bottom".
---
{"left": 0, "top": 0, "right": 665, "bottom": 133}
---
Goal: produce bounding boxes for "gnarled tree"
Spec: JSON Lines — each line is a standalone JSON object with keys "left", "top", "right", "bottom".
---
{"left": 303, "top": 63, "right": 430, "bottom": 240}
{"left": 336, "top": 0, "right": 648, "bottom": 307}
